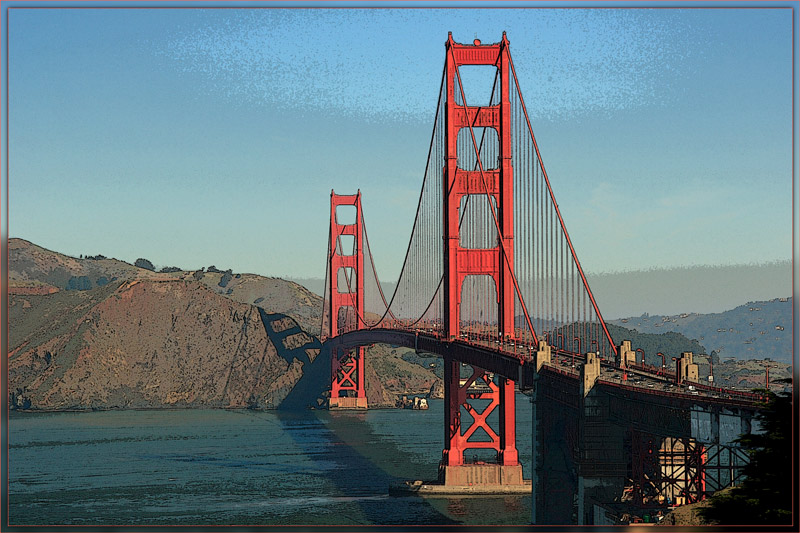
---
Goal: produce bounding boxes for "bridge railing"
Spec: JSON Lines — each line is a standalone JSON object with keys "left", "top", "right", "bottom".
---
{"left": 620, "top": 363, "right": 767, "bottom": 402}
{"left": 329, "top": 323, "right": 768, "bottom": 404}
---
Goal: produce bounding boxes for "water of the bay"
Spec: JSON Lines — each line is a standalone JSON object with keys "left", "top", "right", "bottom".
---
{"left": 9, "top": 396, "right": 533, "bottom": 526}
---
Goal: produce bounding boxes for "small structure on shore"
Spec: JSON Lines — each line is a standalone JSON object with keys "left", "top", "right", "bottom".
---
{"left": 396, "top": 395, "right": 429, "bottom": 410}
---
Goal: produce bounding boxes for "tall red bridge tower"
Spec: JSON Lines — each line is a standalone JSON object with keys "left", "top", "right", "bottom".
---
{"left": 439, "top": 32, "right": 521, "bottom": 486}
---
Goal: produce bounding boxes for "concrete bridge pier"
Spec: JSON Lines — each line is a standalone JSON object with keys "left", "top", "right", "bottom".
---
{"left": 576, "top": 353, "right": 627, "bottom": 525}
{"left": 531, "top": 342, "right": 580, "bottom": 524}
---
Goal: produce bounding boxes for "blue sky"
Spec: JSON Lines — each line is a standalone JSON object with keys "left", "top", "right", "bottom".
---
{"left": 3, "top": 5, "right": 797, "bottom": 282}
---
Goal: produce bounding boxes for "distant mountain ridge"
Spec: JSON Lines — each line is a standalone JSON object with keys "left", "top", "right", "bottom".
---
{"left": 609, "top": 298, "right": 792, "bottom": 363}
{"left": 290, "top": 260, "right": 792, "bottom": 318}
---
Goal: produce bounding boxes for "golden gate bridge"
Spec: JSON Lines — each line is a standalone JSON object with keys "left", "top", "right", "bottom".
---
{"left": 318, "top": 32, "right": 764, "bottom": 524}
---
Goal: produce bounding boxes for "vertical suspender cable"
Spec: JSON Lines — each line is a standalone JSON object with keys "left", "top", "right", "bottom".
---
{"left": 508, "top": 51, "right": 617, "bottom": 357}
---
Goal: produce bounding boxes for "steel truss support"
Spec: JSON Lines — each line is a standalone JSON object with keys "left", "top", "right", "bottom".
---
{"left": 441, "top": 359, "right": 518, "bottom": 466}
{"left": 700, "top": 444, "right": 749, "bottom": 493}
{"left": 440, "top": 359, "right": 522, "bottom": 485}
{"left": 630, "top": 430, "right": 706, "bottom": 507}
{"left": 328, "top": 191, "right": 367, "bottom": 409}
{"left": 330, "top": 345, "right": 367, "bottom": 409}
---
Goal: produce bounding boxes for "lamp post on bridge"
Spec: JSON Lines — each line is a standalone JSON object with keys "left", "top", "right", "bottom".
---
{"left": 591, "top": 340, "right": 598, "bottom": 361}
{"left": 765, "top": 362, "right": 773, "bottom": 391}
{"left": 708, "top": 354, "right": 714, "bottom": 384}
{"left": 557, "top": 333, "right": 564, "bottom": 350}
{"left": 636, "top": 348, "right": 645, "bottom": 367}
{"left": 573, "top": 336, "right": 581, "bottom": 368}
{"left": 658, "top": 352, "right": 665, "bottom": 377}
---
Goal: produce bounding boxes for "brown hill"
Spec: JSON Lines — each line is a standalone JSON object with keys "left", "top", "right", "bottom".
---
{"left": 8, "top": 239, "right": 440, "bottom": 410}
{"left": 366, "top": 344, "right": 442, "bottom": 399}
{"left": 9, "top": 279, "right": 316, "bottom": 410}
{"left": 8, "top": 238, "right": 322, "bottom": 335}
{"left": 8, "top": 238, "right": 323, "bottom": 334}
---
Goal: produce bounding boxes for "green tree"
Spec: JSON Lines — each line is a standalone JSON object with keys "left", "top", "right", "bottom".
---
{"left": 135, "top": 258, "right": 155, "bottom": 271}
{"left": 699, "top": 382, "right": 793, "bottom": 525}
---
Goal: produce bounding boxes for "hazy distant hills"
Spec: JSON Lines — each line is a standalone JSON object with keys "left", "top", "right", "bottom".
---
{"left": 291, "top": 261, "right": 792, "bottom": 318}
{"left": 609, "top": 298, "right": 792, "bottom": 364}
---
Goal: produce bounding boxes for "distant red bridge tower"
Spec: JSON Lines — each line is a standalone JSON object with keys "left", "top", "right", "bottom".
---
{"left": 327, "top": 191, "right": 367, "bottom": 409}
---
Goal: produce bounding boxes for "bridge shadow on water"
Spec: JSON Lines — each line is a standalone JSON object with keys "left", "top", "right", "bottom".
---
{"left": 257, "top": 309, "right": 527, "bottom": 525}
{"left": 272, "top": 408, "right": 462, "bottom": 525}
{"left": 256, "top": 309, "right": 454, "bottom": 523}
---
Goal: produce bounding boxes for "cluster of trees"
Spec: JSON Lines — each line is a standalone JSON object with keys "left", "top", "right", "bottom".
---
{"left": 134, "top": 258, "right": 182, "bottom": 273}
{"left": 205, "top": 265, "right": 234, "bottom": 287}
{"left": 127, "top": 259, "right": 238, "bottom": 287}
{"left": 605, "top": 323, "right": 707, "bottom": 368}
{"left": 66, "top": 275, "right": 92, "bottom": 291}
{"left": 699, "top": 384, "right": 793, "bottom": 525}
{"left": 134, "top": 258, "right": 155, "bottom": 271}
{"left": 219, "top": 270, "right": 233, "bottom": 288}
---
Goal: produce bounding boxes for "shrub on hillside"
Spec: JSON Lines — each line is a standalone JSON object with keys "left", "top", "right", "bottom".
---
{"left": 135, "top": 258, "right": 155, "bottom": 271}
{"left": 66, "top": 276, "right": 92, "bottom": 291}
{"left": 218, "top": 269, "right": 233, "bottom": 288}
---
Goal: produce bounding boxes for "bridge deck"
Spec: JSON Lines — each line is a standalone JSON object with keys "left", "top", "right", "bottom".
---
{"left": 326, "top": 327, "right": 765, "bottom": 409}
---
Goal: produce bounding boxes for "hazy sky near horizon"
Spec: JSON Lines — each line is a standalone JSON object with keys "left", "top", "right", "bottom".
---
{"left": 5, "top": 6, "right": 796, "bottom": 283}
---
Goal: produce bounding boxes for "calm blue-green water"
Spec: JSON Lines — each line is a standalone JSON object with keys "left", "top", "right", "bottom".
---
{"left": 9, "top": 397, "right": 532, "bottom": 526}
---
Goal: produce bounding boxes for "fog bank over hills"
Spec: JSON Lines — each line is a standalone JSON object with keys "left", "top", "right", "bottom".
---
{"left": 585, "top": 261, "right": 792, "bottom": 318}
{"left": 291, "top": 261, "right": 793, "bottom": 319}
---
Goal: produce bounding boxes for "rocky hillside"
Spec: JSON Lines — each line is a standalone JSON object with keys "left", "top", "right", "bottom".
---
{"left": 9, "top": 279, "right": 317, "bottom": 410}
{"left": 193, "top": 270, "right": 322, "bottom": 337}
{"left": 8, "top": 239, "right": 440, "bottom": 410}
{"left": 10, "top": 238, "right": 153, "bottom": 289}
{"left": 365, "top": 345, "right": 443, "bottom": 400}
{"left": 9, "top": 238, "right": 324, "bottom": 336}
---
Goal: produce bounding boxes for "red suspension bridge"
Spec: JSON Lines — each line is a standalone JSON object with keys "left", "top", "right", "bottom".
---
{"left": 319, "top": 33, "right": 763, "bottom": 520}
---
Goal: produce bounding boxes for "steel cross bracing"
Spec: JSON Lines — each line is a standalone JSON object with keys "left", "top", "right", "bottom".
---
{"left": 319, "top": 33, "right": 765, "bottom": 501}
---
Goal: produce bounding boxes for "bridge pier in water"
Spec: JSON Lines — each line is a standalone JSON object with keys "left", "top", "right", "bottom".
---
{"left": 439, "top": 359, "right": 523, "bottom": 487}
{"left": 437, "top": 32, "right": 525, "bottom": 491}
{"left": 329, "top": 345, "right": 367, "bottom": 409}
